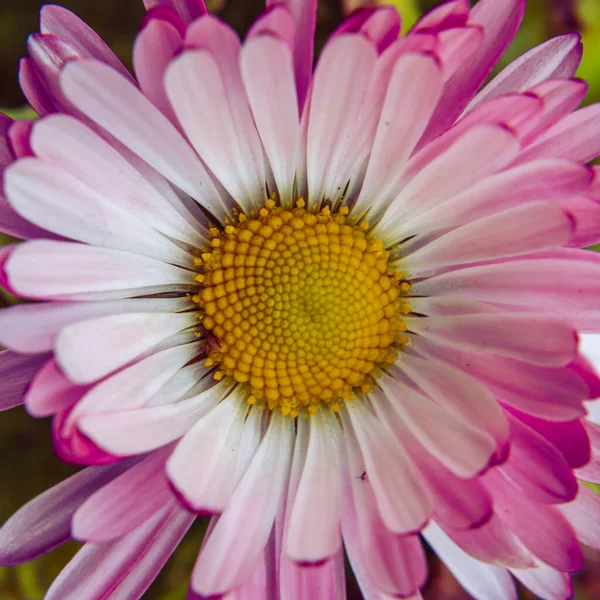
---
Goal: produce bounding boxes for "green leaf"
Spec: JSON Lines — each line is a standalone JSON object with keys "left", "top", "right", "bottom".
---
{"left": 1, "top": 106, "right": 38, "bottom": 121}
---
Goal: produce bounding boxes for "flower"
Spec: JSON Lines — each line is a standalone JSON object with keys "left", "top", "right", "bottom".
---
{"left": 1, "top": 0, "right": 600, "bottom": 598}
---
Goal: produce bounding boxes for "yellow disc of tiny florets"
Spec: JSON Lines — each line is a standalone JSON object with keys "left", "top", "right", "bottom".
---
{"left": 192, "top": 200, "right": 410, "bottom": 416}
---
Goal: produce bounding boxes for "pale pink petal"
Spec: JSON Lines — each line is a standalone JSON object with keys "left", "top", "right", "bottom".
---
{"left": 72, "top": 448, "right": 173, "bottom": 542}
{"left": 146, "top": 360, "right": 210, "bottom": 408}
{"left": 40, "top": 5, "right": 129, "bottom": 78}
{"left": 353, "top": 52, "right": 443, "bottom": 220}
{"left": 344, "top": 403, "right": 431, "bottom": 534}
{"left": 379, "top": 375, "right": 495, "bottom": 478}
{"left": 340, "top": 421, "right": 427, "bottom": 597}
{"left": 435, "top": 26, "right": 485, "bottom": 79}
{"left": 0, "top": 460, "right": 133, "bottom": 565}
{"left": 60, "top": 59, "right": 227, "bottom": 218}
{"left": 498, "top": 414, "right": 578, "bottom": 504}
{"left": 25, "top": 359, "right": 87, "bottom": 418}
{"left": 407, "top": 312, "right": 577, "bottom": 367}
{"left": 0, "top": 194, "right": 53, "bottom": 240}
{"left": 423, "top": 522, "right": 517, "bottom": 600}
{"left": 0, "top": 350, "right": 49, "bottom": 411}
{"left": 56, "top": 312, "right": 196, "bottom": 384}
{"left": 5, "top": 240, "right": 192, "bottom": 300}
{"left": 511, "top": 564, "right": 573, "bottom": 600}
{"left": 267, "top": 0, "right": 316, "bottom": 110}
{"left": 134, "top": 19, "right": 182, "bottom": 124}
{"left": 285, "top": 411, "right": 341, "bottom": 563}
{"left": 5, "top": 158, "right": 191, "bottom": 266}
{"left": 165, "top": 49, "right": 266, "bottom": 210}
{"left": 516, "top": 103, "right": 600, "bottom": 164}
{"left": 414, "top": 337, "right": 589, "bottom": 421}
{"left": 377, "top": 125, "right": 520, "bottom": 241}
{"left": 167, "top": 391, "right": 249, "bottom": 513}
{"left": 558, "top": 482, "right": 600, "bottom": 550}
{"left": 411, "top": 0, "right": 469, "bottom": 32}
{"left": 79, "top": 383, "right": 228, "bottom": 456}
{"left": 336, "top": 7, "right": 401, "bottom": 54}
{"left": 577, "top": 421, "right": 600, "bottom": 483}
{"left": 241, "top": 36, "right": 301, "bottom": 207}
{"left": 562, "top": 196, "right": 600, "bottom": 248}
{"left": 468, "top": 33, "right": 583, "bottom": 110}
{"left": 398, "top": 352, "right": 509, "bottom": 452}
{"left": 306, "top": 35, "right": 377, "bottom": 207}
{"left": 46, "top": 500, "right": 194, "bottom": 600}
{"left": 191, "top": 413, "right": 293, "bottom": 596}
{"left": 7, "top": 120, "right": 34, "bottom": 158}
{"left": 0, "top": 297, "right": 187, "bottom": 354}
{"left": 484, "top": 470, "right": 583, "bottom": 572}
{"left": 29, "top": 115, "right": 202, "bottom": 245}
{"left": 143, "top": 0, "right": 207, "bottom": 24}
{"left": 247, "top": 5, "right": 295, "bottom": 48}
{"left": 420, "top": 0, "right": 526, "bottom": 143}
{"left": 401, "top": 159, "right": 592, "bottom": 238}
{"left": 18, "top": 58, "right": 57, "bottom": 116}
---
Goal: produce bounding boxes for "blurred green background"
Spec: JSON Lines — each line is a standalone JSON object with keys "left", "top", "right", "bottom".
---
{"left": 1, "top": 0, "right": 600, "bottom": 598}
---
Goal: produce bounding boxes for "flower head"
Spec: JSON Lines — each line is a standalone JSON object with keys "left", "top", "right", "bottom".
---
{"left": 1, "top": 0, "right": 600, "bottom": 598}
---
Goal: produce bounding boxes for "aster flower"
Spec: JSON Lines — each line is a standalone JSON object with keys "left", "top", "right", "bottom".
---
{"left": 1, "top": 0, "right": 600, "bottom": 599}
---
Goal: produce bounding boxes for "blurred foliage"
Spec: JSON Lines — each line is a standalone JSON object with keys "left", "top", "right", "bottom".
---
{"left": 1, "top": 0, "right": 600, "bottom": 599}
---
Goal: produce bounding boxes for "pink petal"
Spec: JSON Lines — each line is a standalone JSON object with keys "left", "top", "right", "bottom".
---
{"left": 484, "top": 470, "right": 583, "bottom": 572}
{"left": 25, "top": 358, "right": 87, "bottom": 418}
{"left": 498, "top": 414, "right": 578, "bottom": 504}
{"left": 142, "top": 0, "right": 207, "bottom": 24}
{"left": 266, "top": 0, "right": 317, "bottom": 110}
{"left": 420, "top": 0, "right": 526, "bottom": 144}
{"left": 134, "top": 18, "right": 182, "bottom": 124}
{"left": 0, "top": 297, "right": 187, "bottom": 354}
{"left": 29, "top": 115, "right": 202, "bottom": 245}
{"left": 407, "top": 312, "right": 577, "bottom": 367}
{"left": 284, "top": 411, "right": 341, "bottom": 563}
{"left": 167, "top": 392, "right": 249, "bottom": 513}
{"left": 353, "top": 52, "right": 443, "bottom": 220}
{"left": 436, "top": 26, "right": 485, "bottom": 80}
{"left": 398, "top": 352, "right": 509, "bottom": 453}
{"left": 79, "top": 382, "right": 227, "bottom": 456}
{"left": 0, "top": 194, "right": 52, "bottom": 240}
{"left": 0, "top": 460, "right": 133, "bottom": 565}
{"left": 7, "top": 120, "right": 34, "bottom": 158}
{"left": 340, "top": 422, "right": 428, "bottom": 597}
{"left": 306, "top": 34, "right": 377, "bottom": 208}
{"left": 5, "top": 158, "right": 191, "bottom": 266}
{"left": 56, "top": 313, "right": 196, "bottom": 384}
{"left": 511, "top": 564, "right": 573, "bottom": 600}
{"left": 241, "top": 35, "right": 301, "bottom": 206}
{"left": 18, "top": 58, "right": 57, "bottom": 116}
{"left": 344, "top": 403, "right": 432, "bottom": 534}
{"left": 0, "top": 350, "right": 49, "bottom": 411}
{"left": 410, "top": 0, "right": 469, "bottom": 33}
{"left": 5, "top": 240, "right": 192, "bottom": 300}
{"left": 40, "top": 5, "right": 130, "bottom": 78}
{"left": 558, "top": 482, "right": 600, "bottom": 550}
{"left": 60, "top": 59, "right": 227, "bottom": 218}
{"left": 336, "top": 7, "right": 401, "bottom": 54}
{"left": 379, "top": 375, "right": 495, "bottom": 478}
{"left": 72, "top": 448, "right": 173, "bottom": 542}
{"left": 468, "top": 33, "right": 583, "bottom": 110}
{"left": 576, "top": 421, "right": 600, "bottom": 483}
{"left": 46, "top": 500, "right": 194, "bottom": 600}
{"left": 247, "top": 5, "right": 295, "bottom": 49}
{"left": 563, "top": 196, "right": 600, "bottom": 248}
{"left": 191, "top": 413, "right": 294, "bottom": 596}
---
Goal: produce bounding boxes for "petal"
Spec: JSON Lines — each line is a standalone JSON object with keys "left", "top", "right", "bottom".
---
{"left": 284, "top": 411, "right": 341, "bottom": 563}
{"left": 191, "top": 413, "right": 294, "bottom": 596}
{"left": 576, "top": 420, "right": 600, "bottom": 483}
{"left": 5, "top": 240, "right": 192, "bottom": 300}
{"left": 72, "top": 448, "right": 173, "bottom": 542}
{"left": 344, "top": 402, "right": 432, "bottom": 534}
{"left": 46, "top": 500, "right": 194, "bottom": 600}
{"left": 142, "top": 0, "right": 207, "bottom": 24}
{"left": 56, "top": 312, "right": 196, "bottom": 384}
{"left": 511, "top": 564, "right": 573, "bottom": 600}
{"left": 60, "top": 59, "right": 227, "bottom": 218}
{"left": 167, "top": 391, "right": 249, "bottom": 513}
{"left": 0, "top": 460, "right": 134, "bottom": 565}
{"left": 0, "top": 350, "right": 49, "bottom": 411}
{"left": 558, "top": 482, "right": 600, "bottom": 550}
{"left": 241, "top": 35, "right": 301, "bottom": 207}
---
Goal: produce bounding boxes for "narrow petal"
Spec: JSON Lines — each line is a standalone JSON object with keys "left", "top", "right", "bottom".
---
{"left": 285, "top": 411, "right": 341, "bottom": 563}
{"left": 0, "top": 350, "right": 49, "bottom": 411}
{"left": 0, "top": 460, "right": 133, "bottom": 565}
{"left": 191, "top": 413, "right": 293, "bottom": 596}
{"left": 56, "top": 312, "right": 196, "bottom": 384}
{"left": 423, "top": 523, "right": 517, "bottom": 600}
{"left": 46, "top": 500, "right": 194, "bottom": 600}
{"left": 5, "top": 240, "right": 192, "bottom": 300}
{"left": 558, "top": 482, "right": 600, "bottom": 550}
{"left": 60, "top": 59, "right": 227, "bottom": 218}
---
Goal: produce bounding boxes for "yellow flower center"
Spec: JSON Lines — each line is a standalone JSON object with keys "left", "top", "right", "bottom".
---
{"left": 192, "top": 200, "right": 410, "bottom": 417}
